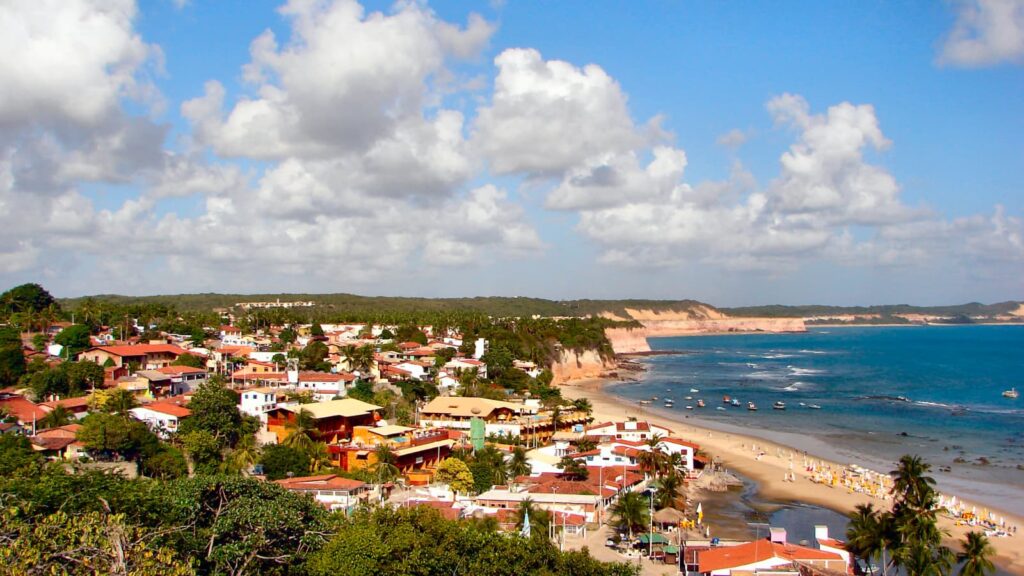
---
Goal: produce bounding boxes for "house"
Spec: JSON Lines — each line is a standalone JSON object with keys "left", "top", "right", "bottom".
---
{"left": 332, "top": 425, "right": 455, "bottom": 479}
{"left": 78, "top": 344, "right": 186, "bottom": 370}
{"left": 393, "top": 361, "right": 430, "bottom": 381}
{"left": 230, "top": 370, "right": 357, "bottom": 401}
{"left": 154, "top": 365, "right": 207, "bottom": 395}
{"left": 274, "top": 474, "right": 369, "bottom": 511}
{"left": 444, "top": 358, "right": 487, "bottom": 379}
{"left": 265, "top": 398, "right": 382, "bottom": 444}
{"left": 475, "top": 485, "right": 604, "bottom": 524}
{"left": 129, "top": 402, "right": 192, "bottom": 438}
{"left": 0, "top": 393, "right": 48, "bottom": 432}
{"left": 814, "top": 525, "right": 852, "bottom": 573}
{"left": 39, "top": 396, "right": 91, "bottom": 420}
{"left": 239, "top": 387, "right": 283, "bottom": 419}
{"left": 419, "top": 397, "right": 589, "bottom": 445}
{"left": 585, "top": 421, "right": 674, "bottom": 442}
{"left": 30, "top": 424, "right": 87, "bottom": 460}
{"left": 696, "top": 536, "right": 846, "bottom": 575}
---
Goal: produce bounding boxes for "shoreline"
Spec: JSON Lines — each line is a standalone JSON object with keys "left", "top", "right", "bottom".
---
{"left": 560, "top": 376, "right": 1024, "bottom": 573}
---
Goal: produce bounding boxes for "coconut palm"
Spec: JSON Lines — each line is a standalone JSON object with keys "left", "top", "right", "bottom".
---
{"left": 575, "top": 437, "right": 597, "bottom": 453}
{"left": 283, "top": 408, "right": 317, "bottom": 454}
{"left": 957, "top": 532, "right": 995, "bottom": 576}
{"left": 308, "top": 441, "right": 333, "bottom": 473}
{"left": 654, "top": 471, "right": 683, "bottom": 510}
{"left": 611, "top": 491, "right": 650, "bottom": 540}
{"left": 515, "top": 498, "right": 551, "bottom": 538}
{"left": 228, "top": 435, "right": 261, "bottom": 474}
{"left": 508, "top": 445, "right": 532, "bottom": 479}
{"left": 891, "top": 454, "right": 937, "bottom": 511}
{"left": 637, "top": 436, "right": 670, "bottom": 479}
{"left": 38, "top": 405, "right": 73, "bottom": 429}
{"left": 371, "top": 443, "right": 400, "bottom": 483}
{"left": 572, "top": 397, "right": 593, "bottom": 415}
{"left": 847, "top": 503, "right": 883, "bottom": 575}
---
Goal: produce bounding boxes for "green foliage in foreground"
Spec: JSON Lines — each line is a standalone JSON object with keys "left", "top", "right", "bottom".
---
{"left": 0, "top": 465, "right": 637, "bottom": 576}
{"left": 308, "top": 506, "right": 638, "bottom": 576}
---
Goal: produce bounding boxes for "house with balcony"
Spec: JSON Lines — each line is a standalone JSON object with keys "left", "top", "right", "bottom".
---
{"left": 274, "top": 474, "right": 369, "bottom": 512}
{"left": 129, "top": 402, "right": 191, "bottom": 438}
{"left": 332, "top": 424, "right": 456, "bottom": 482}
{"left": 265, "top": 398, "right": 382, "bottom": 444}
{"left": 419, "top": 397, "right": 589, "bottom": 445}
{"left": 79, "top": 344, "right": 186, "bottom": 370}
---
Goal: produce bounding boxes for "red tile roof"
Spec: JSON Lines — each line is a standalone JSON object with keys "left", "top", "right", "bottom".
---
{"left": 40, "top": 396, "right": 91, "bottom": 410}
{"left": 0, "top": 397, "right": 48, "bottom": 423}
{"left": 137, "top": 402, "right": 192, "bottom": 418}
{"left": 275, "top": 474, "right": 366, "bottom": 491}
{"left": 155, "top": 365, "right": 207, "bottom": 375}
{"left": 89, "top": 344, "right": 186, "bottom": 357}
{"left": 698, "top": 541, "right": 843, "bottom": 573}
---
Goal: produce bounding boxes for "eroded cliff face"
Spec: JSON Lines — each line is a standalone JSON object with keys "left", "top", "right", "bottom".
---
{"left": 602, "top": 306, "right": 807, "bottom": 355}
{"left": 550, "top": 349, "right": 615, "bottom": 384}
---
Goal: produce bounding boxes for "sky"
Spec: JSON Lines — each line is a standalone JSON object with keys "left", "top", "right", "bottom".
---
{"left": 0, "top": 0, "right": 1022, "bottom": 306}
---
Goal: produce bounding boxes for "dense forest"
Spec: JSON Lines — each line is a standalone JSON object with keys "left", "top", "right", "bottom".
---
{"left": 722, "top": 301, "right": 1023, "bottom": 319}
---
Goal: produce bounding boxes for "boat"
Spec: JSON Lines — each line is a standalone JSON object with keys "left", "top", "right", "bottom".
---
{"left": 1003, "top": 388, "right": 1019, "bottom": 399}
{"left": 716, "top": 406, "right": 726, "bottom": 411}
{"left": 747, "top": 401, "right": 758, "bottom": 411}
{"left": 685, "top": 405, "right": 693, "bottom": 410}
{"left": 664, "top": 400, "right": 674, "bottom": 407}
{"left": 639, "top": 400, "right": 651, "bottom": 405}
{"left": 773, "top": 401, "right": 786, "bottom": 410}
{"left": 685, "top": 396, "right": 693, "bottom": 401}
{"left": 808, "top": 404, "right": 822, "bottom": 410}
{"left": 798, "top": 402, "right": 806, "bottom": 407}
{"left": 723, "top": 395, "right": 731, "bottom": 404}
{"left": 690, "top": 388, "right": 700, "bottom": 393}
{"left": 730, "top": 398, "right": 741, "bottom": 407}
{"left": 697, "top": 399, "right": 705, "bottom": 408}
{"left": 652, "top": 396, "right": 659, "bottom": 401}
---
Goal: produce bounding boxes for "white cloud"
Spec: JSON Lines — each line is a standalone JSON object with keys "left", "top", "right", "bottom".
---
{"left": 939, "top": 0, "right": 1024, "bottom": 67}
{"left": 545, "top": 147, "right": 688, "bottom": 211}
{"left": 473, "top": 48, "right": 650, "bottom": 177}
{"left": 716, "top": 128, "right": 749, "bottom": 149}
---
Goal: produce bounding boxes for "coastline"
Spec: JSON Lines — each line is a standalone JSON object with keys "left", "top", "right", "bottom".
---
{"left": 560, "top": 376, "right": 1024, "bottom": 573}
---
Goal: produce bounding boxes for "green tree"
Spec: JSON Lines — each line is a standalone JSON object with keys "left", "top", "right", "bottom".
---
{"left": 180, "top": 429, "right": 223, "bottom": 475}
{"left": 0, "top": 326, "right": 27, "bottom": 386}
{"left": 283, "top": 408, "right": 318, "bottom": 454}
{"left": 310, "top": 322, "right": 325, "bottom": 338}
{"left": 508, "top": 445, "right": 532, "bottom": 480}
{"left": 611, "top": 491, "right": 650, "bottom": 540}
{"left": 573, "top": 397, "right": 593, "bottom": 415}
{"left": 0, "top": 434, "right": 41, "bottom": 475}
{"left": 0, "top": 283, "right": 58, "bottom": 316}
{"left": 32, "top": 332, "right": 48, "bottom": 351}
{"left": 141, "top": 446, "right": 189, "bottom": 480}
{"left": 171, "top": 353, "right": 205, "bottom": 368}
{"left": 65, "top": 360, "right": 104, "bottom": 392}
{"left": 89, "top": 387, "right": 139, "bottom": 415}
{"left": 559, "top": 455, "right": 589, "bottom": 480}
{"left": 846, "top": 503, "right": 885, "bottom": 575}
{"left": 54, "top": 324, "right": 92, "bottom": 358}
{"left": 177, "top": 378, "right": 249, "bottom": 449}
{"left": 279, "top": 327, "right": 297, "bottom": 344}
{"left": 300, "top": 340, "right": 330, "bottom": 371}
{"left": 76, "top": 413, "right": 159, "bottom": 460}
{"left": 957, "top": 532, "right": 995, "bottom": 576}
{"left": 38, "top": 404, "right": 74, "bottom": 429}
{"left": 516, "top": 498, "right": 552, "bottom": 540}
{"left": 260, "top": 444, "right": 310, "bottom": 480}
{"left": 654, "top": 472, "right": 683, "bottom": 510}
{"left": 435, "top": 457, "right": 475, "bottom": 495}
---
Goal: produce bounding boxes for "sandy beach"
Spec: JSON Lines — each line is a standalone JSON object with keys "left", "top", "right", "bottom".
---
{"left": 560, "top": 376, "right": 1024, "bottom": 574}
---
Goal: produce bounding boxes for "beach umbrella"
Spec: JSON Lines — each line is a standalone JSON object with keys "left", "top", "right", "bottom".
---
{"left": 696, "top": 502, "right": 703, "bottom": 524}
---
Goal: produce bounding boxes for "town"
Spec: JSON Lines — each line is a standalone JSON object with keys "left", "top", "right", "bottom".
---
{"left": 0, "top": 284, "right": 890, "bottom": 576}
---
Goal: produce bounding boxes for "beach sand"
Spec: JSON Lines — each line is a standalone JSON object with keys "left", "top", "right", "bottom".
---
{"left": 561, "top": 377, "right": 1024, "bottom": 574}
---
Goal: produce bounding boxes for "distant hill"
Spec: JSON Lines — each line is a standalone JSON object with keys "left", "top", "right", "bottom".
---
{"left": 57, "top": 293, "right": 1023, "bottom": 323}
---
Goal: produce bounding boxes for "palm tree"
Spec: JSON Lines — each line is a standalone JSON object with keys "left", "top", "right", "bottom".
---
{"left": 39, "top": 405, "right": 73, "bottom": 429}
{"left": 637, "top": 436, "right": 669, "bottom": 479}
{"left": 572, "top": 397, "right": 593, "bottom": 415}
{"left": 891, "top": 454, "right": 937, "bottom": 511}
{"left": 654, "top": 472, "right": 683, "bottom": 510}
{"left": 228, "top": 435, "right": 260, "bottom": 474}
{"left": 516, "top": 498, "right": 551, "bottom": 538}
{"left": 847, "top": 503, "right": 883, "bottom": 575}
{"left": 309, "top": 442, "right": 333, "bottom": 473}
{"left": 371, "top": 443, "right": 401, "bottom": 483}
{"left": 508, "top": 446, "right": 532, "bottom": 480}
{"left": 611, "top": 491, "right": 650, "bottom": 540}
{"left": 575, "top": 437, "right": 597, "bottom": 453}
{"left": 957, "top": 532, "right": 995, "bottom": 576}
{"left": 283, "top": 408, "right": 317, "bottom": 454}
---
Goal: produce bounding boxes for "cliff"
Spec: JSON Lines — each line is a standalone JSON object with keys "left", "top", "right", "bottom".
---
{"left": 602, "top": 306, "right": 807, "bottom": 354}
{"left": 550, "top": 349, "right": 615, "bottom": 385}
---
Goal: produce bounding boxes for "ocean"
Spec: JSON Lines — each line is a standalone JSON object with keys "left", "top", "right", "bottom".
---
{"left": 607, "top": 325, "right": 1024, "bottom": 517}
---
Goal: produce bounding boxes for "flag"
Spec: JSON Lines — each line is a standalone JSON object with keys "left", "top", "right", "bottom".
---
{"left": 696, "top": 502, "right": 703, "bottom": 524}
{"left": 520, "top": 508, "right": 531, "bottom": 538}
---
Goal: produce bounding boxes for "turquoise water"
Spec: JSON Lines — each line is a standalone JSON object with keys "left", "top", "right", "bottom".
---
{"left": 608, "top": 325, "right": 1024, "bottom": 515}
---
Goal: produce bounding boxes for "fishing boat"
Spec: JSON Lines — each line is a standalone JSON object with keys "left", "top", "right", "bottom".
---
{"left": 685, "top": 405, "right": 693, "bottom": 410}
{"left": 773, "top": 401, "right": 786, "bottom": 410}
{"left": 730, "top": 398, "right": 741, "bottom": 407}
{"left": 696, "top": 399, "right": 705, "bottom": 408}
{"left": 664, "top": 400, "right": 674, "bottom": 407}
{"left": 690, "top": 388, "right": 700, "bottom": 393}
{"left": 808, "top": 404, "right": 822, "bottom": 409}
{"left": 747, "top": 401, "right": 758, "bottom": 411}
{"left": 723, "top": 395, "right": 731, "bottom": 404}
{"left": 1003, "top": 388, "right": 1019, "bottom": 399}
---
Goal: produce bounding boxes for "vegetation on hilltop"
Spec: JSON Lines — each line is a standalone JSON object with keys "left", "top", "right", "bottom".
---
{"left": 723, "top": 301, "right": 1023, "bottom": 319}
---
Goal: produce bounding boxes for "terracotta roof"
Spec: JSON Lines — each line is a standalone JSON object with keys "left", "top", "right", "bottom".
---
{"left": 40, "top": 396, "right": 91, "bottom": 410}
{"left": 660, "top": 437, "right": 700, "bottom": 450}
{"left": 88, "top": 344, "right": 186, "bottom": 357}
{"left": 135, "top": 402, "right": 192, "bottom": 418}
{"left": 31, "top": 436, "right": 78, "bottom": 451}
{"left": 698, "top": 541, "right": 842, "bottom": 573}
{"left": 276, "top": 474, "right": 365, "bottom": 491}
{"left": 155, "top": 365, "right": 207, "bottom": 375}
{"left": 0, "top": 397, "right": 48, "bottom": 423}
{"left": 34, "top": 424, "right": 83, "bottom": 438}
{"left": 818, "top": 538, "right": 847, "bottom": 550}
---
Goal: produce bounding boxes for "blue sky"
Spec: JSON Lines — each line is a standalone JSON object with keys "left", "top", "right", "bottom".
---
{"left": 0, "top": 0, "right": 1021, "bottom": 305}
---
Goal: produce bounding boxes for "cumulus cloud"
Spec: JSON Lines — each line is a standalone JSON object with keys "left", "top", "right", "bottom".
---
{"left": 716, "top": 128, "right": 749, "bottom": 149}
{"left": 473, "top": 48, "right": 650, "bottom": 177}
{"left": 938, "top": 0, "right": 1024, "bottom": 67}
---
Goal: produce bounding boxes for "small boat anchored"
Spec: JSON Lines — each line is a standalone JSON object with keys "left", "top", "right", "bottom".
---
{"left": 730, "top": 398, "right": 741, "bottom": 407}
{"left": 696, "top": 399, "right": 705, "bottom": 408}
{"left": 747, "top": 401, "right": 758, "bottom": 411}
{"left": 723, "top": 395, "right": 731, "bottom": 404}
{"left": 1004, "top": 388, "right": 1019, "bottom": 399}
{"left": 773, "top": 401, "right": 786, "bottom": 410}
{"left": 808, "top": 404, "right": 822, "bottom": 410}
{"left": 690, "top": 388, "right": 700, "bottom": 393}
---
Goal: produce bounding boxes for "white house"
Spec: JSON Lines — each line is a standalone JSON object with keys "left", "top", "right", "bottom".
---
{"left": 444, "top": 358, "right": 487, "bottom": 379}
{"left": 274, "top": 474, "right": 369, "bottom": 512}
{"left": 394, "top": 361, "right": 430, "bottom": 381}
{"left": 129, "top": 403, "right": 191, "bottom": 438}
{"left": 239, "top": 387, "right": 281, "bottom": 419}
{"left": 585, "top": 420, "right": 674, "bottom": 442}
